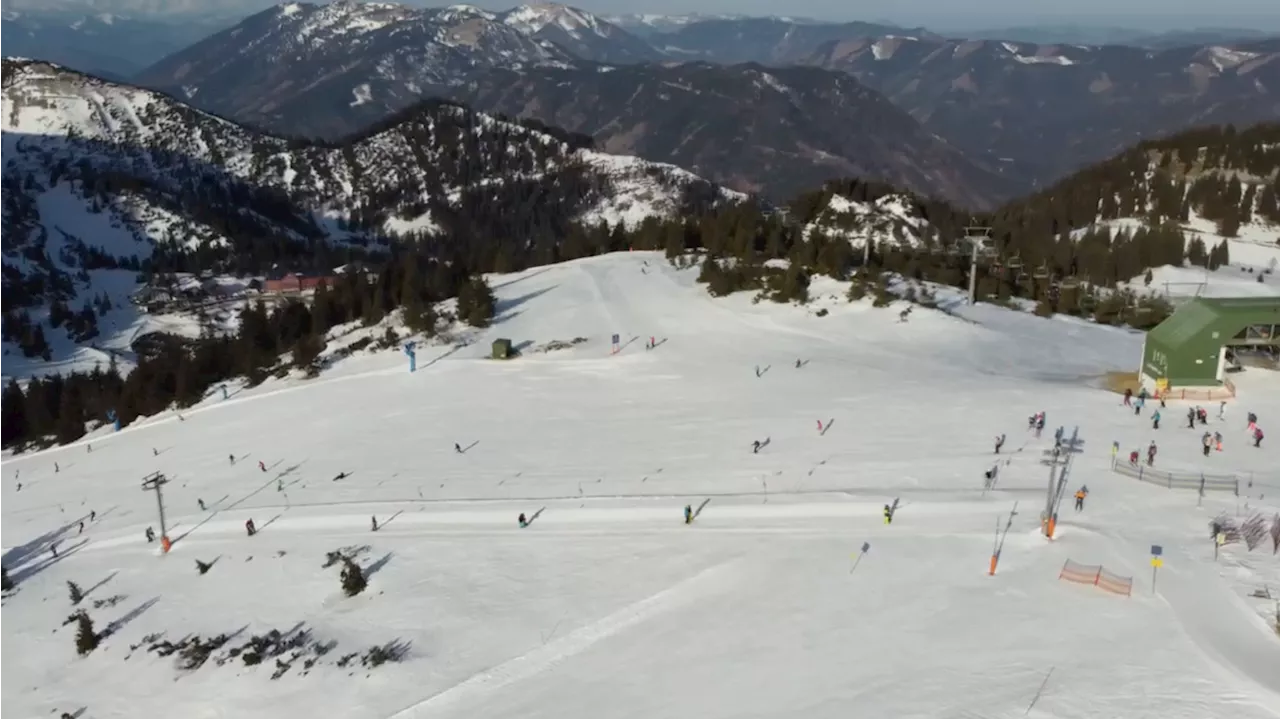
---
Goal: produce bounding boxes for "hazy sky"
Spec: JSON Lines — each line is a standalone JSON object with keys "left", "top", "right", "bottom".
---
{"left": 466, "top": 0, "right": 1280, "bottom": 30}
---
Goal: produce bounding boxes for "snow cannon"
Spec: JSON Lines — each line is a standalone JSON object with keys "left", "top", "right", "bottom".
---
{"left": 404, "top": 342, "right": 417, "bottom": 373}
{"left": 106, "top": 408, "right": 120, "bottom": 433}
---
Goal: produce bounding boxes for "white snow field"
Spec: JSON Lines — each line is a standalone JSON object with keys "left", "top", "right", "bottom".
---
{"left": 4, "top": 252, "right": 1280, "bottom": 719}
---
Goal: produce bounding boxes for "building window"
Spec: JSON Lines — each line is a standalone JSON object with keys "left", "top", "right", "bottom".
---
{"left": 1245, "top": 324, "right": 1275, "bottom": 341}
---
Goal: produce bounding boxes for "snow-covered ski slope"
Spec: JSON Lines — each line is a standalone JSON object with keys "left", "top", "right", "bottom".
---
{"left": 4, "top": 252, "right": 1280, "bottom": 719}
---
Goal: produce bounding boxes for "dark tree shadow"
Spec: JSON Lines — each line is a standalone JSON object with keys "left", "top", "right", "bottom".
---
{"left": 103, "top": 596, "right": 160, "bottom": 638}
{"left": 495, "top": 284, "right": 558, "bottom": 320}
{"left": 83, "top": 571, "right": 118, "bottom": 600}
{"left": 363, "top": 552, "right": 393, "bottom": 579}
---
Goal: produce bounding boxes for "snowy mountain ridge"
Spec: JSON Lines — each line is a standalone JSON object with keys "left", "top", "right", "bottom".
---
{"left": 1, "top": 57, "right": 739, "bottom": 375}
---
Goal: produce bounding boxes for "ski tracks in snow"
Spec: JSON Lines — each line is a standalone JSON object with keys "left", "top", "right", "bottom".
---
{"left": 384, "top": 558, "right": 746, "bottom": 718}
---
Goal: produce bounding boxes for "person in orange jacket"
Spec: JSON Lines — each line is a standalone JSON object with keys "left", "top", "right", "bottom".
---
{"left": 1074, "top": 488, "right": 1086, "bottom": 511}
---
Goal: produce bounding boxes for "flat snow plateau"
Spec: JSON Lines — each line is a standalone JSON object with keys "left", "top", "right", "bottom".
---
{"left": 3, "top": 253, "right": 1279, "bottom": 719}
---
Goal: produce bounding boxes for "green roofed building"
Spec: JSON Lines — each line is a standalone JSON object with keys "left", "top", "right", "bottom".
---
{"left": 1140, "top": 297, "right": 1280, "bottom": 390}
{"left": 492, "top": 338, "right": 513, "bottom": 359}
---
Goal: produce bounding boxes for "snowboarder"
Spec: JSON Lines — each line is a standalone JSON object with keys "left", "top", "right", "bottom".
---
{"left": 883, "top": 504, "right": 894, "bottom": 525}
{"left": 518, "top": 513, "right": 528, "bottom": 528}
{"left": 1123, "top": 388, "right": 1132, "bottom": 406}
{"left": 371, "top": 516, "right": 379, "bottom": 532}
{"left": 683, "top": 505, "right": 693, "bottom": 524}
{"left": 1152, "top": 410, "right": 1161, "bottom": 430}
{"left": 197, "top": 498, "right": 206, "bottom": 511}
{"left": 752, "top": 440, "right": 761, "bottom": 454}
{"left": 245, "top": 519, "right": 256, "bottom": 537}
{"left": 994, "top": 434, "right": 1006, "bottom": 454}
{"left": 1254, "top": 427, "right": 1264, "bottom": 448}
{"left": 1074, "top": 488, "right": 1086, "bottom": 511}
{"left": 145, "top": 526, "right": 155, "bottom": 543}
{"left": 454, "top": 443, "right": 462, "bottom": 454}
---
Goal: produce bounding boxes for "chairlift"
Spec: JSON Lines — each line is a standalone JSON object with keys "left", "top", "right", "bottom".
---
{"left": 1032, "top": 262, "right": 1050, "bottom": 281}
{"left": 1059, "top": 274, "right": 1081, "bottom": 290}
{"left": 1005, "top": 252, "right": 1024, "bottom": 271}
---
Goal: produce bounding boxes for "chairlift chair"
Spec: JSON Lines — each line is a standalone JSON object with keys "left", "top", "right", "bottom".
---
{"left": 1032, "top": 262, "right": 1050, "bottom": 281}
{"left": 1005, "top": 252, "right": 1024, "bottom": 271}
{"left": 1059, "top": 274, "right": 1081, "bottom": 290}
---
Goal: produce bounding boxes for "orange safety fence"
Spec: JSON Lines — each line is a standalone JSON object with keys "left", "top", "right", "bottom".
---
{"left": 1096, "top": 569, "right": 1134, "bottom": 597}
{"left": 1058, "top": 559, "right": 1132, "bottom": 597}
{"left": 1154, "top": 377, "right": 1236, "bottom": 402}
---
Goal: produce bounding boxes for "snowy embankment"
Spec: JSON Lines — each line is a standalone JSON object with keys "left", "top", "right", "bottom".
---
{"left": 3, "top": 252, "right": 1279, "bottom": 719}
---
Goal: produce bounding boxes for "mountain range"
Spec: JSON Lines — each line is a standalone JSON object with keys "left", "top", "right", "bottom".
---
{"left": 1, "top": 57, "right": 735, "bottom": 315}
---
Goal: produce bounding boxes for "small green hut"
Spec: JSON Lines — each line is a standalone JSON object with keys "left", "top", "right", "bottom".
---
{"left": 492, "top": 338, "right": 513, "bottom": 359}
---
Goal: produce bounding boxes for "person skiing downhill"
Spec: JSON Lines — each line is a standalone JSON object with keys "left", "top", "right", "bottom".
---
{"left": 258, "top": 460, "right": 266, "bottom": 472}
{"left": 145, "top": 527, "right": 155, "bottom": 543}
{"left": 1202, "top": 432, "right": 1213, "bottom": 457}
{"left": 454, "top": 443, "right": 462, "bottom": 454}
{"left": 683, "top": 505, "right": 693, "bottom": 524}
{"left": 994, "top": 434, "right": 1006, "bottom": 454}
{"left": 1187, "top": 408, "right": 1197, "bottom": 429}
{"left": 1214, "top": 431, "right": 1223, "bottom": 451}
{"left": 1151, "top": 410, "right": 1161, "bottom": 430}
{"left": 1147, "top": 442, "right": 1158, "bottom": 466}
{"left": 752, "top": 440, "right": 761, "bottom": 454}
{"left": 1218, "top": 401, "right": 1227, "bottom": 421}
{"left": 1074, "top": 488, "right": 1086, "bottom": 511}
{"left": 197, "top": 498, "right": 206, "bottom": 511}
{"left": 245, "top": 519, "right": 256, "bottom": 536}
{"left": 371, "top": 516, "right": 379, "bottom": 532}
{"left": 518, "top": 513, "right": 528, "bottom": 528}
{"left": 883, "top": 504, "right": 894, "bottom": 525}
{"left": 1254, "top": 427, "right": 1265, "bottom": 448}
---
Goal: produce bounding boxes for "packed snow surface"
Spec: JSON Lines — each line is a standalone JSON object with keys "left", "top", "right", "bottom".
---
{"left": 3, "top": 252, "right": 1280, "bottom": 719}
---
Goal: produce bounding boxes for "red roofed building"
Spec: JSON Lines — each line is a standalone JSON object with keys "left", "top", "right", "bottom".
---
{"left": 262, "top": 273, "right": 337, "bottom": 294}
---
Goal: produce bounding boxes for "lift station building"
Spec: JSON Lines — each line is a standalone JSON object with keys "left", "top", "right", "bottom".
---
{"left": 1139, "top": 296, "right": 1280, "bottom": 393}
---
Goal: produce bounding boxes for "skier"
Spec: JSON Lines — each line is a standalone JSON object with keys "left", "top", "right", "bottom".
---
{"left": 50, "top": 541, "right": 59, "bottom": 558}
{"left": 14, "top": 483, "right": 20, "bottom": 492}
{"left": 1035, "top": 414, "right": 1045, "bottom": 438}
{"left": 1214, "top": 431, "right": 1223, "bottom": 451}
{"left": 87, "top": 444, "right": 92, "bottom": 453}
{"left": 78, "top": 522, "right": 84, "bottom": 534}
{"left": 1111, "top": 440, "right": 1119, "bottom": 460}
{"left": 1123, "top": 388, "right": 1132, "bottom": 406}
{"left": 371, "top": 516, "right": 379, "bottom": 532}
{"left": 197, "top": 498, "right": 206, "bottom": 511}
{"left": 1187, "top": 408, "right": 1197, "bottom": 429}
{"left": 89, "top": 510, "right": 95, "bottom": 522}
{"left": 1218, "top": 401, "right": 1227, "bottom": 421}
{"left": 245, "top": 519, "right": 256, "bottom": 537}
{"left": 229, "top": 454, "right": 236, "bottom": 465}
{"left": 796, "top": 359, "right": 802, "bottom": 369}
{"left": 1074, "top": 488, "right": 1086, "bottom": 511}
{"left": 683, "top": 505, "right": 693, "bottom": 524}
{"left": 994, "top": 434, "right": 1006, "bottom": 454}
{"left": 1147, "top": 442, "right": 1158, "bottom": 466}
{"left": 649, "top": 336, "right": 655, "bottom": 350}
{"left": 1254, "top": 427, "right": 1264, "bottom": 448}
{"left": 1197, "top": 407, "right": 1208, "bottom": 425}
{"left": 332, "top": 472, "right": 348, "bottom": 482}
{"left": 883, "top": 504, "right": 894, "bottom": 525}
{"left": 1128, "top": 450, "right": 1140, "bottom": 466}
{"left": 55, "top": 462, "right": 60, "bottom": 473}
{"left": 153, "top": 448, "right": 158, "bottom": 457}
{"left": 1248, "top": 412, "right": 1258, "bottom": 431}
{"left": 258, "top": 460, "right": 266, "bottom": 472}
{"left": 145, "top": 526, "right": 155, "bottom": 543}
{"left": 518, "top": 512, "right": 528, "bottom": 528}
{"left": 1202, "top": 432, "right": 1213, "bottom": 457}
{"left": 454, "top": 443, "right": 462, "bottom": 454}
{"left": 276, "top": 479, "right": 284, "bottom": 492}
{"left": 752, "top": 440, "right": 761, "bottom": 454}
{"left": 817, "top": 419, "right": 824, "bottom": 433}
{"left": 1151, "top": 409, "right": 1161, "bottom": 430}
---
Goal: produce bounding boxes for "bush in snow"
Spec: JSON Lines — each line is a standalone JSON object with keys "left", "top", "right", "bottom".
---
{"left": 74, "top": 611, "right": 99, "bottom": 655}
{"left": 1271, "top": 513, "right": 1280, "bottom": 554}
{"left": 1, "top": 567, "right": 12, "bottom": 591}
{"left": 1241, "top": 513, "right": 1269, "bottom": 551}
{"left": 340, "top": 557, "right": 367, "bottom": 597}
{"left": 67, "top": 581, "right": 84, "bottom": 605}
{"left": 456, "top": 276, "right": 496, "bottom": 328}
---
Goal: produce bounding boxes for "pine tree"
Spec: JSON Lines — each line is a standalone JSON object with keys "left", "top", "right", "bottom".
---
{"left": 455, "top": 276, "right": 496, "bottom": 328}
{"left": 1, "top": 567, "right": 12, "bottom": 591}
{"left": 74, "top": 612, "right": 99, "bottom": 655}
{"left": 340, "top": 557, "right": 367, "bottom": 597}
{"left": 67, "top": 581, "right": 83, "bottom": 605}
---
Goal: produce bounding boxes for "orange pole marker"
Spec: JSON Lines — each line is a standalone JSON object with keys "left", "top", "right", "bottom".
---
{"left": 988, "top": 554, "right": 998, "bottom": 576}
{"left": 160, "top": 536, "right": 172, "bottom": 554}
